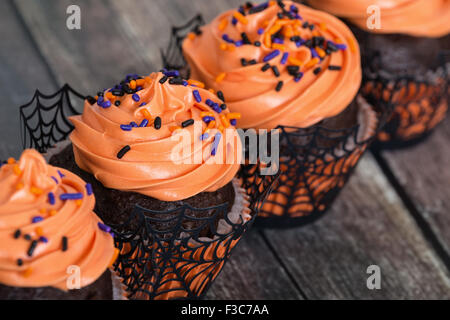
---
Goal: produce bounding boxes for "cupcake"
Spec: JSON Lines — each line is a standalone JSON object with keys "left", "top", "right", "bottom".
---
{"left": 0, "top": 149, "right": 120, "bottom": 300}
{"left": 44, "top": 71, "right": 254, "bottom": 299}
{"left": 176, "top": 1, "right": 383, "bottom": 227}
{"left": 306, "top": 0, "right": 450, "bottom": 146}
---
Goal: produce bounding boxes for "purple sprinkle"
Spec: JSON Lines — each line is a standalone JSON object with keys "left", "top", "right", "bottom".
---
{"left": 101, "top": 100, "right": 111, "bottom": 108}
{"left": 257, "top": 28, "right": 264, "bottom": 35}
{"left": 98, "top": 222, "right": 111, "bottom": 233}
{"left": 164, "top": 70, "right": 179, "bottom": 77}
{"left": 273, "top": 38, "right": 284, "bottom": 44}
{"left": 32, "top": 216, "right": 43, "bottom": 224}
{"left": 136, "top": 86, "right": 143, "bottom": 91}
{"left": 97, "top": 96, "right": 104, "bottom": 105}
{"left": 57, "top": 170, "right": 65, "bottom": 179}
{"left": 85, "top": 183, "right": 93, "bottom": 196}
{"left": 281, "top": 52, "right": 289, "bottom": 65}
{"left": 335, "top": 43, "right": 347, "bottom": 50}
{"left": 130, "top": 121, "right": 138, "bottom": 128}
{"left": 311, "top": 48, "right": 319, "bottom": 59}
{"left": 60, "top": 193, "right": 83, "bottom": 200}
{"left": 51, "top": 176, "right": 59, "bottom": 184}
{"left": 296, "top": 40, "right": 305, "bottom": 47}
{"left": 109, "top": 232, "right": 115, "bottom": 238}
{"left": 203, "top": 116, "right": 215, "bottom": 123}
{"left": 193, "top": 90, "right": 202, "bottom": 103}
{"left": 120, "top": 124, "right": 132, "bottom": 131}
{"left": 39, "top": 236, "right": 48, "bottom": 243}
{"left": 48, "top": 192, "right": 55, "bottom": 205}
{"left": 222, "top": 34, "right": 234, "bottom": 43}
{"left": 230, "top": 119, "right": 237, "bottom": 126}
{"left": 234, "top": 40, "right": 243, "bottom": 47}
{"left": 182, "top": 80, "right": 188, "bottom": 86}
{"left": 205, "top": 99, "right": 214, "bottom": 107}
{"left": 211, "top": 133, "right": 222, "bottom": 156}
{"left": 263, "top": 49, "right": 280, "bottom": 62}
{"left": 295, "top": 72, "right": 304, "bottom": 82}
{"left": 139, "top": 119, "right": 149, "bottom": 127}
{"left": 212, "top": 103, "right": 222, "bottom": 114}
{"left": 200, "top": 133, "right": 209, "bottom": 141}
{"left": 139, "top": 102, "right": 147, "bottom": 107}
{"left": 231, "top": 17, "right": 238, "bottom": 25}
{"left": 132, "top": 94, "right": 140, "bottom": 102}
{"left": 296, "top": 14, "right": 303, "bottom": 20}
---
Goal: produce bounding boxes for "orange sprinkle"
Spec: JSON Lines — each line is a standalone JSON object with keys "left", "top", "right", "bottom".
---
{"left": 105, "top": 92, "right": 114, "bottom": 100}
{"left": 288, "top": 56, "right": 304, "bottom": 66}
{"left": 226, "top": 45, "right": 235, "bottom": 52}
{"left": 283, "top": 25, "right": 294, "bottom": 38}
{"left": 109, "top": 248, "right": 120, "bottom": 268}
{"left": 268, "top": 24, "right": 281, "bottom": 35}
{"left": 315, "top": 47, "right": 326, "bottom": 58}
{"left": 16, "top": 183, "right": 24, "bottom": 190}
{"left": 220, "top": 114, "right": 230, "bottom": 128}
{"left": 7, "top": 158, "right": 15, "bottom": 165}
{"left": 30, "top": 187, "right": 44, "bottom": 196}
{"left": 49, "top": 209, "right": 58, "bottom": 216}
{"left": 264, "top": 33, "right": 272, "bottom": 47}
{"left": 13, "top": 165, "right": 22, "bottom": 176}
{"left": 200, "top": 111, "right": 214, "bottom": 118}
{"left": 219, "top": 42, "right": 228, "bottom": 51}
{"left": 39, "top": 208, "right": 47, "bottom": 214}
{"left": 129, "top": 80, "right": 136, "bottom": 90}
{"left": 187, "top": 32, "right": 196, "bottom": 40}
{"left": 136, "top": 79, "right": 145, "bottom": 86}
{"left": 218, "top": 18, "right": 228, "bottom": 31}
{"left": 207, "top": 120, "right": 216, "bottom": 130}
{"left": 208, "top": 88, "right": 216, "bottom": 94}
{"left": 348, "top": 37, "right": 357, "bottom": 52}
{"left": 319, "top": 22, "right": 327, "bottom": 31}
{"left": 305, "top": 57, "right": 320, "bottom": 68}
{"left": 269, "top": 0, "right": 276, "bottom": 6}
{"left": 23, "top": 267, "right": 33, "bottom": 278}
{"left": 215, "top": 72, "right": 226, "bottom": 83}
{"left": 233, "top": 11, "right": 248, "bottom": 25}
{"left": 35, "top": 227, "right": 44, "bottom": 237}
{"left": 226, "top": 113, "right": 241, "bottom": 120}
{"left": 335, "top": 38, "right": 343, "bottom": 44}
{"left": 141, "top": 109, "right": 151, "bottom": 119}
{"left": 271, "top": 43, "right": 286, "bottom": 51}
{"left": 218, "top": 124, "right": 224, "bottom": 132}
{"left": 169, "top": 126, "right": 182, "bottom": 133}
{"left": 203, "top": 128, "right": 211, "bottom": 135}
{"left": 188, "top": 79, "right": 205, "bottom": 88}
{"left": 75, "top": 199, "right": 83, "bottom": 207}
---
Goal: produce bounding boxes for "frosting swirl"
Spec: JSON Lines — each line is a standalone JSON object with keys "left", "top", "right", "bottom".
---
{"left": 70, "top": 72, "right": 242, "bottom": 201}
{"left": 307, "top": 0, "right": 450, "bottom": 37}
{"left": 0, "top": 149, "right": 116, "bottom": 290}
{"left": 182, "top": 1, "right": 361, "bottom": 129}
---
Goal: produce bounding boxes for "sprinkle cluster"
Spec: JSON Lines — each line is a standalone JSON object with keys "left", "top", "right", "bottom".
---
{"left": 188, "top": 1, "right": 356, "bottom": 92}
{"left": 87, "top": 72, "right": 241, "bottom": 160}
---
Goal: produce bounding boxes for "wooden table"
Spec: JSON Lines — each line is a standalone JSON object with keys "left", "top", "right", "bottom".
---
{"left": 1, "top": 0, "right": 449, "bottom": 299}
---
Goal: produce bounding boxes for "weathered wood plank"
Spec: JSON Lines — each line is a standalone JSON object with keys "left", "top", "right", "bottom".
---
{"left": 0, "top": 0, "right": 56, "bottom": 159}
{"left": 264, "top": 154, "right": 450, "bottom": 299}
{"left": 206, "top": 230, "right": 304, "bottom": 300}
{"left": 13, "top": 0, "right": 302, "bottom": 299}
{"left": 379, "top": 117, "right": 450, "bottom": 258}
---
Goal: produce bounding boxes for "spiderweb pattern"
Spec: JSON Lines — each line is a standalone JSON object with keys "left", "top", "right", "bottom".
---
{"left": 19, "top": 84, "right": 278, "bottom": 299}
{"left": 362, "top": 51, "right": 449, "bottom": 148}
{"left": 161, "top": 15, "right": 391, "bottom": 228}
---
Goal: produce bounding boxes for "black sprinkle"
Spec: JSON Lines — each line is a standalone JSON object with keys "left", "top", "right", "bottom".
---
{"left": 169, "top": 77, "right": 184, "bottom": 85}
{"left": 313, "top": 67, "right": 322, "bottom": 75}
{"left": 327, "top": 42, "right": 338, "bottom": 52}
{"left": 217, "top": 91, "right": 225, "bottom": 102}
{"left": 17, "top": 259, "right": 23, "bottom": 266}
{"left": 290, "top": 36, "right": 300, "bottom": 42}
{"left": 14, "top": 229, "right": 21, "bottom": 239}
{"left": 112, "top": 89, "right": 124, "bottom": 97}
{"left": 114, "top": 100, "right": 121, "bottom": 107}
{"left": 27, "top": 240, "right": 38, "bottom": 257}
{"left": 86, "top": 96, "right": 97, "bottom": 105}
{"left": 24, "top": 234, "right": 31, "bottom": 241}
{"left": 249, "top": 4, "right": 266, "bottom": 14}
{"left": 275, "top": 81, "right": 283, "bottom": 92}
{"left": 328, "top": 65, "right": 342, "bottom": 71}
{"left": 277, "top": 12, "right": 283, "bottom": 19}
{"left": 154, "top": 116, "right": 162, "bottom": 130}
{"left": 254, "top": 41, "right": 261, "bottom": 47}
{"left": 302, "top": 22, "right": 309, "bottom": 29}
{"left": 117, "top": 145, "right": 131, "bottom": 159}
{"left": 220, "top": 103, "right": 227, "bottom": 110}
{"left": 241, "top": 32, "right": 251, "bottom": 45}
{"left": 97, "top": 91, "right": 104, "bottom": 97}
{"left": 277, "top": 0, "right": 285, "bottom": 9}
{"left": 62, "top": 236, "right": 68, "bottom": 252}
{"left": 159, "top": 76, "right": 168, "bottom": 84}
{"left": 287, "top": 65, "right": 300, "bottom": 75}
{"left": 124, "top": 87, "right": 135, "bottom": 94}
{"left": 245, "top": 2, "right": 253, "bottom": 9}
{"left": 261, "top": 63, "right": 271, "bottom": 72}
{"left": 241, "top": 58, "right": 248, "bottom": 66}
{"left": 248, "top": 59, "right": 257, "bottom": 65}
{"left": 309, "top": 24, "right": 315, "bottom": 31}
{"left": 271, "top": 66, "right": 280, "bottom": 77}
{"left": 182, "top": 119, "right": 195, "bottom": 128}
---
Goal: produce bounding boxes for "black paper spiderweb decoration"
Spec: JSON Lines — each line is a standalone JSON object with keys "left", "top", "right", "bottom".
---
{"left": 160, "top": 14, "right": 392, "bottom": 228}
{"left": 362, "top": 50, "right": 449, "bottom": 149}
{"left": 19, "top": 84, "right": 278, "bottom": 299}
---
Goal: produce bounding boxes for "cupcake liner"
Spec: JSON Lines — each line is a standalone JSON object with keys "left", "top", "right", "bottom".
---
{"left": 161, "top": 15, "right": 392, "bottom": 228}
{"left": 19, "top": 84, "right": 278, "bottom": 299}
{"left": 362, "top": 50, "right": 449, "bottom": 149}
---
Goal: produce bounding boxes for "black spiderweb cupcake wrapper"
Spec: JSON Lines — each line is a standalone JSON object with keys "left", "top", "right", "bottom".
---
{"left": 18, "top": 84, "right": 278, "bottom": 300}
{"left": 161, "top": 15, "right": 392, "bottom": 228}
{"left": 362, "top": 50, "right": 449, "bottom": 149}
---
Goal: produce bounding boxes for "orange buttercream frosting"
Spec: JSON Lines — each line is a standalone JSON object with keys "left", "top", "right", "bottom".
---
{"left": 182, "top": 1, "right": 361, "bottom": 129}
{"left": 307, "top": 0, "right": 450, "bottom": 37}
{"left": 0, "top": 149, "right": 116, "bottom": 290}
{"left": 70, "top": 72, "right": 242, "bottom": 201}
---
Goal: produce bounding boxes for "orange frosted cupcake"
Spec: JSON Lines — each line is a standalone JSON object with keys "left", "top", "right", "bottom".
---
{"left": 171, "top": 1, "right": 384, "bottom": 227}
{"left": 0, "top": 150, "right": 120, "bottom": 299}
{"left": 306, "top": 0, "right": 450, "bottom": 146}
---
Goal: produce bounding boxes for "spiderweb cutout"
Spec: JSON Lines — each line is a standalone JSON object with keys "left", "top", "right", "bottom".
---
{"left": 19, "top": 84, "right": 278, "bottom": 299}
{"left": 161, "top": 14, "right": 391, "bottom": 228}
{"left": 362, "top": 50, "right": 449, "bottom": 148}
